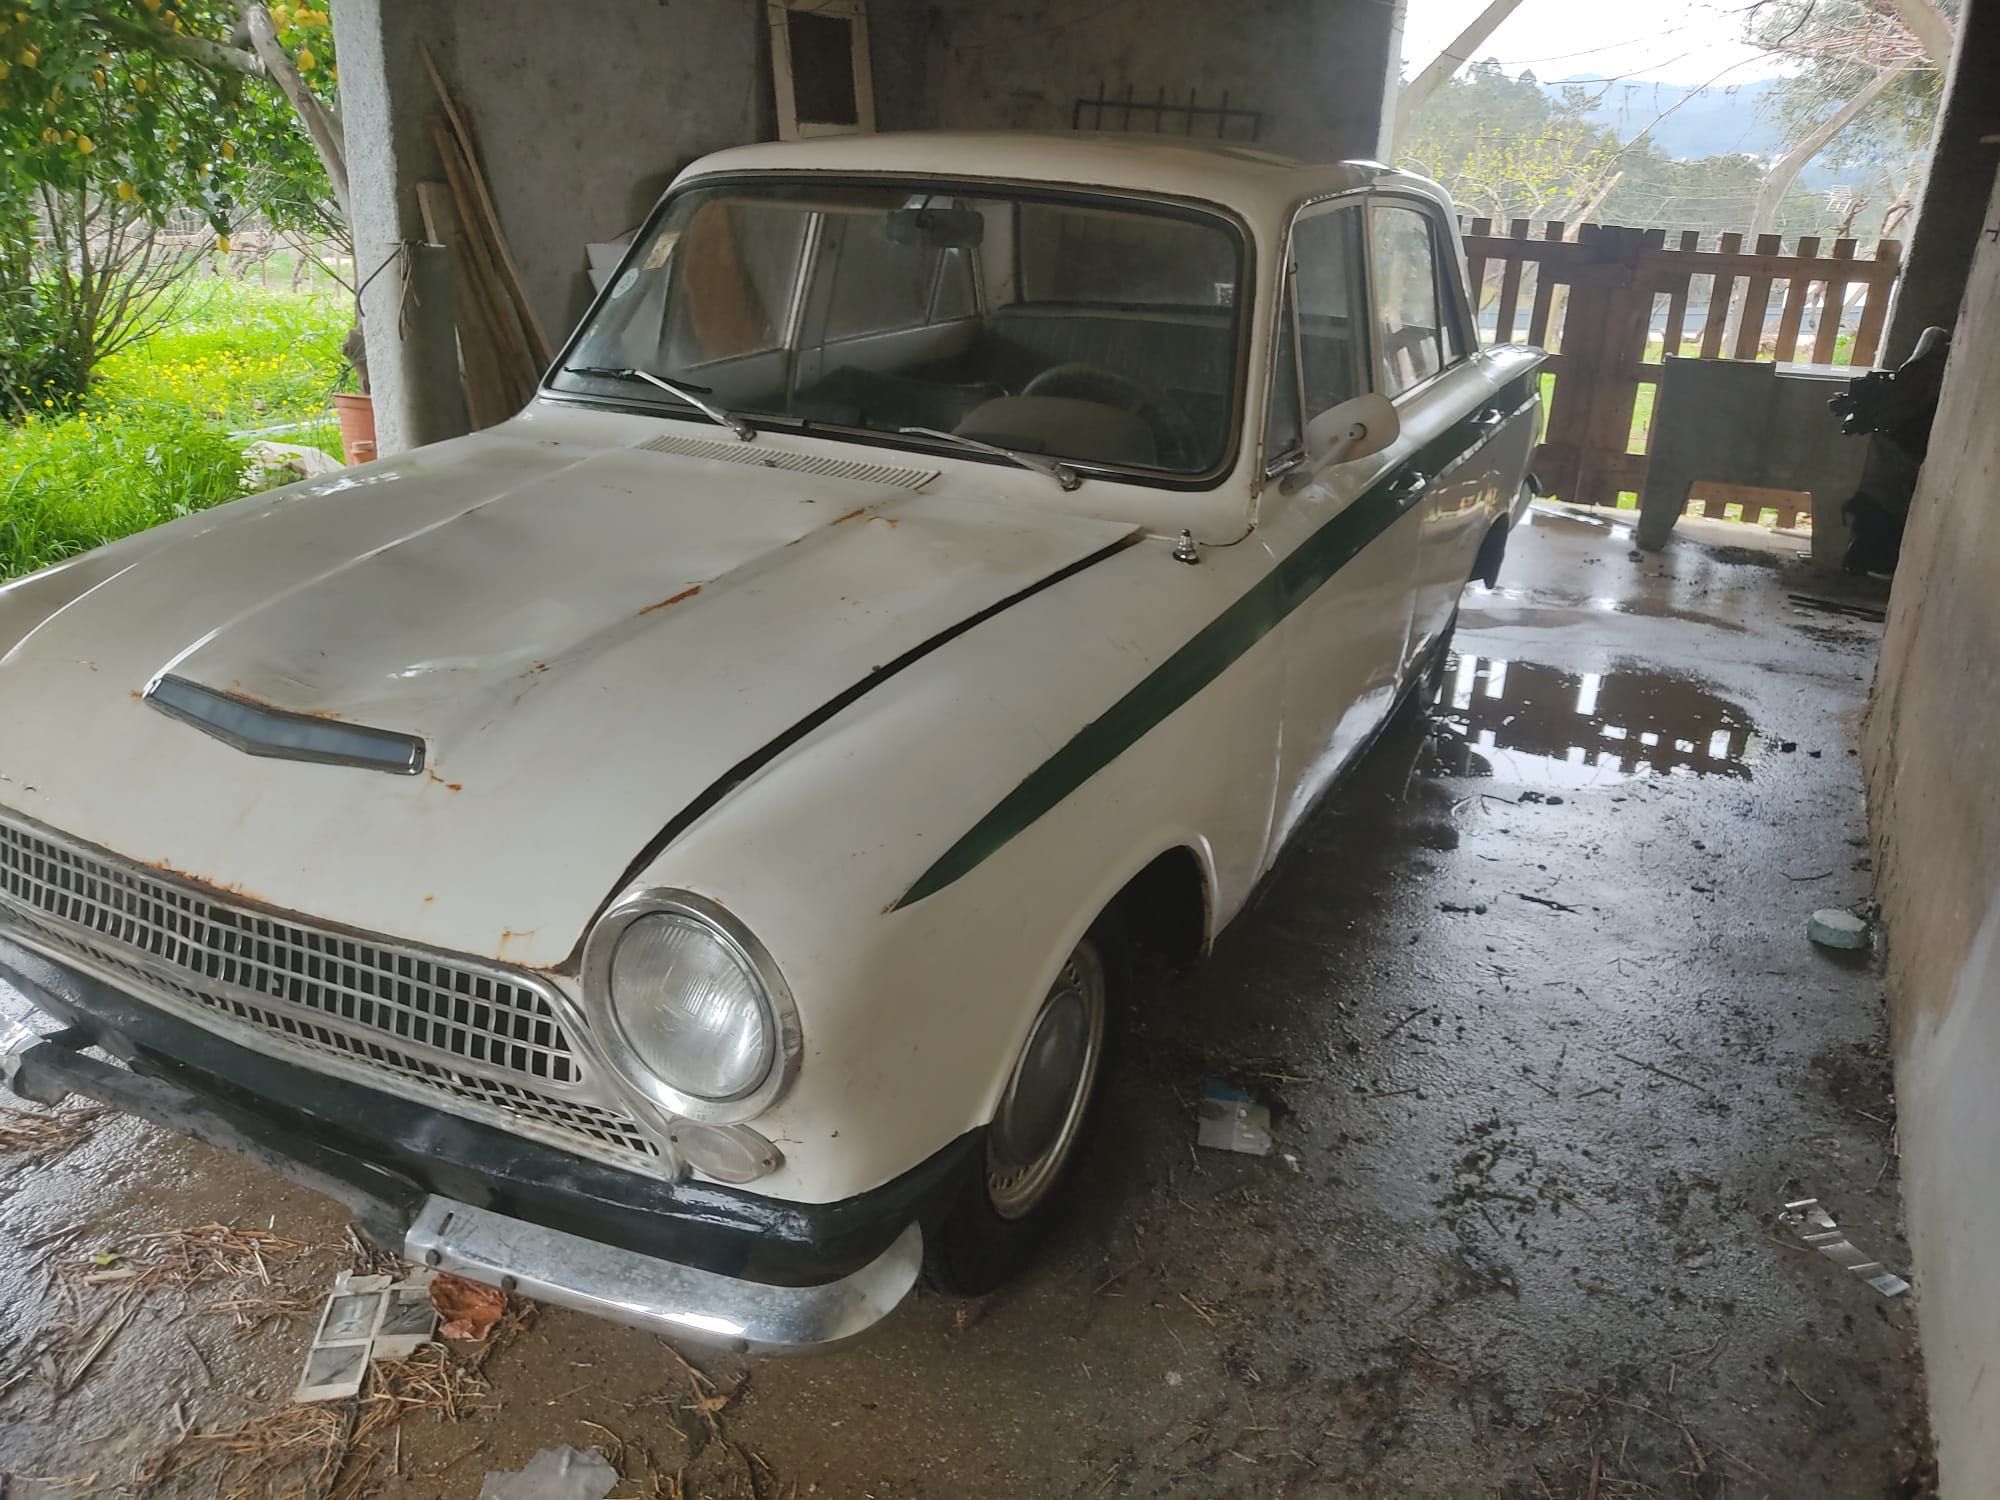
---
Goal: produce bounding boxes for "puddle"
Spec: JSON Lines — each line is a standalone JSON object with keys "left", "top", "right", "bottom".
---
{"left": 1520, "top": 503, "right": 1634, "bottom": 544}
{"left": 1427, "top": 654, "right": 1758, "bottom": 786}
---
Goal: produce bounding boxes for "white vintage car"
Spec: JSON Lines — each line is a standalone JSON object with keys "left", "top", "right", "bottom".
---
{"left": 0, "top": 134, "right": 1542, "bottom": 1350}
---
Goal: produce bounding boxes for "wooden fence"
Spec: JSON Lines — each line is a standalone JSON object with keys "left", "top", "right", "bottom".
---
{"left": 1459, "top": 219, "right": 1903, "bottom": 512}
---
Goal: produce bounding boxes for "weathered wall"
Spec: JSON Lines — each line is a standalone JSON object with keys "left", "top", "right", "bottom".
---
{"left": 1864, "top": 160, "right": 2000, "bottom": 1495}
{"left": 337, "top": 0, "right": 1408, "bottom": 453}
{"left": 867, "top": 0, "right": 1404, "bottom": 163}
{"left": 334, "top": 0, "right": 768, "bottom": 454}
{"left": 1883, "top": 0, "right": 2000, "bottom": 365}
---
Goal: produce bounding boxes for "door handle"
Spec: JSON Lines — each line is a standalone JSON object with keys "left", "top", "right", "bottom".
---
{"left": 1390, "top": 470, "right": 1429, "bottom": 502}
{"left": 1472, "top": 407, "right": 1506, "bottom": 430}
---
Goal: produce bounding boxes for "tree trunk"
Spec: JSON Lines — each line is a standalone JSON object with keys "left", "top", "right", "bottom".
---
{"left": 1750, "top": 64, "right": 1912, "bottom": 236}
{"left": 1392, "top": 0, "right": 1528, "bottom": 155}
{"left": 1887, "top": 0, "right": 1956, "bottom": 69}
{"left": 240, "top": 4, "right": 350, "bottom": 231}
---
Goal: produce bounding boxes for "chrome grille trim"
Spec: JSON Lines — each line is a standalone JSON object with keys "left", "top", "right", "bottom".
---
{"left": 0, "top": 806, "right": 675, "bottom": 1178}
{"left": 635, "top": 431, "right": 940, "bottom": 490}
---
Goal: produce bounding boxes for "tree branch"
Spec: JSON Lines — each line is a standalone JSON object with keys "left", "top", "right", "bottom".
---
{"left": 87, "top": 8, "right": 267, "bottom": 75}
{"left": 1885, "top": 0, "right": 1955, "bottom": 69}
{"left": 240, "top": 3, "right": 350, "bottom": 232}
{"left": 1751, "top": 62, "right": 1913, "bottom": 233}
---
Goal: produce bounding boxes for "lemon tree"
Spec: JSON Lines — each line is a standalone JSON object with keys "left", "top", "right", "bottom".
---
{"left": 1, "top": 2, "right": 340, "bottom": 410}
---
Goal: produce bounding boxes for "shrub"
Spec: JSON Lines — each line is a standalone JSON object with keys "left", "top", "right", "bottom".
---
{"left": 0, "top": 410, "right": 249, "bottom": 580}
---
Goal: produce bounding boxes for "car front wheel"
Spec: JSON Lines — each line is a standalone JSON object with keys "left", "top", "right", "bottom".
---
{"left": 923, "top": 935, "right": 1111, "bottom": 1295}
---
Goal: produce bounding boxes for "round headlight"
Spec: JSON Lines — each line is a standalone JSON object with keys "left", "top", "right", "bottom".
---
{"left": 608, "top": 912, "right": 774, "bottom": 1102}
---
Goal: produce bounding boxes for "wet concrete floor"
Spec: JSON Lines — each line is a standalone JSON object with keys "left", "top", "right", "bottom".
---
{"left": 1, "top": 505, "right": 1929, "bottom": 1497}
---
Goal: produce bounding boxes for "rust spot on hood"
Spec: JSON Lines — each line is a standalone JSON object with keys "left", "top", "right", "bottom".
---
{"left": 425, "top": 768, "right": 463, "bottom": 792}
{"left": 497, "top": 927, "right": 538, "bottom": 957}
{"left": 830, "top": 507, "right": 868, "bottom": 525}
{"left": 869, "top": 515, "right": 901, "bottom": 528}
{"left": 638, "top": 584, "right": 703, "bottom": 617}
{"left": 142, "top": 857, "right": 260, "bottom": 903}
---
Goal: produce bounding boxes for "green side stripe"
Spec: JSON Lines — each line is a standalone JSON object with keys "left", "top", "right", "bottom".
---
{"left": 894, "top": 374, "right": 1537, "bottom": 911}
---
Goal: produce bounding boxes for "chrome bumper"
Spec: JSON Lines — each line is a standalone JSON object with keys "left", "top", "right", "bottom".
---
{"left": 405, "top": 1196, "right": 922, "bottom": 1354}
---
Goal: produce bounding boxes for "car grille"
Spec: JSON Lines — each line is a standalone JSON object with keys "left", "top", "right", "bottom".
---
{"left": 0, "top": 809, "right": 669, "bottom": 1176}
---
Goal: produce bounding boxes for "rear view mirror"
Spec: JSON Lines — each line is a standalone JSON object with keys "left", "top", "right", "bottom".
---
{"left": 1305, "top": 392, "right": 1399, "bottom": 468}
{"left": 1285, "top": 394, "right": 1400, "bottom": 492}
{"left": 886, "top": 206, "right": 985, "bottom": 251}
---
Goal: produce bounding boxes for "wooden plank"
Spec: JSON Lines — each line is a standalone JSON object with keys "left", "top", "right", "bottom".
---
{"left": 1578, "top": 227, "right": 1652, "bottom": 497}
{"left": 1773, "top": 234, "right": 1820, "bottom": 361}
{"left": 1465, "top": 217, "right": 1493, "bottom": 318}
{"left": 1525, "top": 221, "right": 1565, "bottom": 349}
{"left": 421, "top": 45, "right": 554, "bottom": 367}
{"left": 417, "top": 180, "right": 514, "bottom": 429}
{"left": 1657, "top": 229, "right": 1699, "bottom": 358}
{"left": 432, "top": 122, "right": 539, "bottom": 400}
{"left": 1493, "top": 218, "right": 1529, "bottom": 342}
{"left": 1811, "top": 238, "right": 1858, "bottom": 364}
{"left": 1848, "top": 239, "right": 1901, "bottom": 367}
{"left": 1698, "top": 232, "right": 1741, "bottom": 359}
{"left": 1732, "top": 232, "right": 1782, "bottom": 359}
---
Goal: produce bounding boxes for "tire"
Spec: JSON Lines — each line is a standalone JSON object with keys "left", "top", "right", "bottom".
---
{"left": 923, "top": 931, "right": 1117, "bottom": 1296}
{"left": 1422, "top": 603, "right": 1458, "bottom": 705}
{"left": 1474, "top": 518, "right": 1510, "bottom": 589}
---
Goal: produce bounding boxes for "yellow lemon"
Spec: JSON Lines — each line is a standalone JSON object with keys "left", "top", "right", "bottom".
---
{"left": 116, "top": 180, "right": 137, "bottom": 201}
{"left": 221, "top": 139, "right": 235, "bottom": 161}
{"left": 76, "top": 134, "right": 94, "bottom": 154}
{"left": 296, "top": 47, "right": 316, "bottom": 71}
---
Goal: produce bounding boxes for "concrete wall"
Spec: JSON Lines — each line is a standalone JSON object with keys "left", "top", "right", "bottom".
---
{"left": 334, "top": 0, "right": 768, "bottom": 454}
{"left": 868, "top": 0, "right": 1404, "bottom": 163}
{"left": 337, "top": 0, "right": 1407, "bottom": 453}
{"left": 1884, "top": 0, "right": 2000, "bottom": 365}
{"left": 1864, "top": 159, "right": 2000, "bottom": 1495}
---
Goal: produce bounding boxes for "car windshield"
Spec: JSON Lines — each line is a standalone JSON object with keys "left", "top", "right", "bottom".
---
{"left": 550, "top": 180, "right": 1247, "bottom": 477}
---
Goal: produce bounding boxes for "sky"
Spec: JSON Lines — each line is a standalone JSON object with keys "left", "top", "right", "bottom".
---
{"left": 1400, "top": 0, "right": 1785, "bottom": 87}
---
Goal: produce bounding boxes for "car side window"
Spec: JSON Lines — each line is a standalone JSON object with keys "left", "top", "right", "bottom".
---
{"left": 1370, "top": 202, "right": 1457, "bottom": 397}
{"left": 1291, "top": 206, "right": 1369, "bottom": 422}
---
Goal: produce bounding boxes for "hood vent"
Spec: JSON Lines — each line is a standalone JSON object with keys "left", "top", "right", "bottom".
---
{"left": 145, "top": 675, "right": 426, "bottom": 776}
{"left": 635, "top": 432, "right": 939, "bottom": 491}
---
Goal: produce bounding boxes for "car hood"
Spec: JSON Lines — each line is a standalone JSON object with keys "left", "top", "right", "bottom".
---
{"left": 0, "top": 416, "right": 1136, "bottom": 969}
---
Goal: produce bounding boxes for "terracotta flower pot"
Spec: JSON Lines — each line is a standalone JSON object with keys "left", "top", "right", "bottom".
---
{"left": 331, "top": 392, "right": 378, "bottom": 465}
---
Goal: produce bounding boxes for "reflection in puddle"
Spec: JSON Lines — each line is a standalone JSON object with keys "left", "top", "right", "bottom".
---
{"left": 1429, "top": 655, "right": 1757, "bottom": 785}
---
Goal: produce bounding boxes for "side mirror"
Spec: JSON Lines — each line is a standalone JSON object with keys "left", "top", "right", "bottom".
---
{"left": 1286, "top": 393, "right": 1400, "bottom": 491}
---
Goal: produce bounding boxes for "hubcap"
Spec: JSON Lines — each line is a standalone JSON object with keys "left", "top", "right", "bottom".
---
{"left": 986, "top": 940, "right": 1106, "bottom": 1220}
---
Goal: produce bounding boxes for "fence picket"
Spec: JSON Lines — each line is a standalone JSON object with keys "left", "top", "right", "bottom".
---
{"left": 1773, "top": 235, "right": 1820, "bottom": 362}
{"left": 1524, "top": 220, "right": 1565, "bottom": 348}
{"left": 1732, "top": 233, "right": 1783, "bottom": 359}
{"left": 1848, "top": 239, "right": 1900, "bottom": 367}
{"left": 1811, "top": 238, "right": 1858, "bottom": 364}
{"left": 1699, "top": 232, "right": 1742, "bottom": 359}
{"left": 1457, "top": 217, "right": 1901, "bottom": 510}
{"left": 1466, "top": 218, "right": 1493, "bottom": 314}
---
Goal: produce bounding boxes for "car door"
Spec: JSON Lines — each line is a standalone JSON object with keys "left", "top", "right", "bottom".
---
{"left": 1366, "top": 196, "right": 1497, "bottom": 667}
{"left": 1260, "top": 199, "right": 1424, "bottom": 854}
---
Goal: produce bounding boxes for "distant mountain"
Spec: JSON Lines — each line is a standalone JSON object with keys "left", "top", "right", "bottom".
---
{"left": 1542, "top": 74, "right": 1847, "bottom": 188}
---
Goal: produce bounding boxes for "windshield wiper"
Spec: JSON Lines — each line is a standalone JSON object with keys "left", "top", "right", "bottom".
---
{"left": 897, "top": 426, "right": 1081, "bottom": 492}
{"left": 564, "top": 365, "right": 755, "bottom": 442}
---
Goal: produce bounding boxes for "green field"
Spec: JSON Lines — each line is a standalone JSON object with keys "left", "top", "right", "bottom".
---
{"left": 1, "top": 277, "right": 349, "bottom": 580}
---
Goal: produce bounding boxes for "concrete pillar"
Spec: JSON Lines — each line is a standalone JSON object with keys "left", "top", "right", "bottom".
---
{"left": 329, "top": 0, "right": 467, "bottom": 457}
{"left": 1883, "top": 0, "right": 2000, "bottom": 365}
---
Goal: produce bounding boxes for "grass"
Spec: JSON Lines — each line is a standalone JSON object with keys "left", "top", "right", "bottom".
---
{"left": 1, "top": 274, "right": 350, "bottom": 581}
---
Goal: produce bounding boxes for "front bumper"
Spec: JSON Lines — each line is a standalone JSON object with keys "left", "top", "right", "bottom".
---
{"left": 1, "top": 936, "right": 961, "bottom": 1352}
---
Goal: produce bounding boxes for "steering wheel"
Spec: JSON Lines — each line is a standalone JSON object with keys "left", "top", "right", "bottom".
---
{"left": 1021, "top": 363, "right": 1202, "bottom": 471}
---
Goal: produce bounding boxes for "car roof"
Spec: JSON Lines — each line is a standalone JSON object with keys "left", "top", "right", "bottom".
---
{"left": 672, "top": 131, "right": 1449, "bottom": 225}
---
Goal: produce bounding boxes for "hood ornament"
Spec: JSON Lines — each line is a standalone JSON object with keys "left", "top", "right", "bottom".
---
{"left": 144, "top": 676, "right": 427, "bottom": 776}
